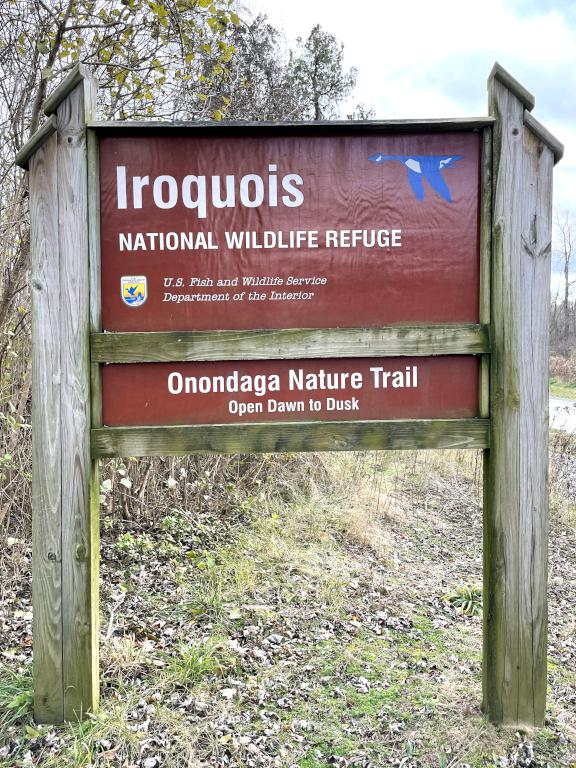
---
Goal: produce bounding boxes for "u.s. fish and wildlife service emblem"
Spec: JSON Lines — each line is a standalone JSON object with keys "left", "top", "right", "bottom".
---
{"left": 121, "top": 276, "right": 147, "bottom": 307}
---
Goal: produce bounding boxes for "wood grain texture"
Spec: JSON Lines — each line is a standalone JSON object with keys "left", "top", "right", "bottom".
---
{"left": 484, "top": 70, "right": 553, "bottom": 726}
{"left": 15, "top": 115, "right": 58, "bottom": 170}
{"left": 91, "top": 325, "right": 490, "bottom": 364}
{"left": 88, "top": 130, "right": 102, "bottom": 427}
{"left": 91, "top": 419, "right": 490, "bottom": 458}
{"left": 523, "top": 111, "right": 563, "bottom": 164}
{"left": 479, "top": 127, "right": 492, "bottom": 419}
{"left": 87, "top": 117, "right": 495, "bottom": 134}
{"left": 86, "top": 122, "right": 102, "bottom": 712}
{"left": 517, "top": 126, "right": 553, "bottom": 724}
{"left": 88, "top": 456, "right": 100, "bottom": 708}
{"left": 489, "top": 62, "right": 535, "bottom": 110}
{"left": 43, "top": 63, "right": 94, "bottom": 117}
{"left": 30, "top": 133, "right": 63, "bottom": 724}
{"left": 87, "top": 130, "right": 101, "bottom": 337}
{"left": 56, "top": 75, "right": 99, "bottom": 720}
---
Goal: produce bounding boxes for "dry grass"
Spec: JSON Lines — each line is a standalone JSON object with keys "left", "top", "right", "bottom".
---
{"left": 550, "top": 353, "right": 576, "bottom": 382}
{"left": 550, "top": 430, "right": 576, "bottom": 527}
{"left": 0, "top": 445, "right": 574, "bottom": 766}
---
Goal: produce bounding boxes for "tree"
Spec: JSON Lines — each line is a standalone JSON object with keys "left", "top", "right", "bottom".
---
{"left": 0, "top": 5, "right": 365, "bottom": 528}
{"left": 0, "top": 0, "right": 238, "bottom": 361}
{"left": 184, "top": 16, "right": 360, "bottom": 123}
{"left": 197, "top": 13, "right": 305, "bottom": 120}
{"left": 291, "top": 24, "right": 357, "bottom": 120}
{"left": 347, "top": 103, "right": 376, "bottom": 120}
{"left": 554, "top": 208, "right": 576, "bottom": 356}
{"left": 0, "top": 0, "right": 238, "bottom": 525}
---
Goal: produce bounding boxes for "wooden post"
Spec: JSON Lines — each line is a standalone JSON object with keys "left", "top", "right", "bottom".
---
{"left": 29, "top": 125, "right": 62, "bottom": 725}
{"left": 484, "top": 63, "right": 562, "bottom": 726}
{"left": 27, "top": 65, "right": 99, "bottom": 723}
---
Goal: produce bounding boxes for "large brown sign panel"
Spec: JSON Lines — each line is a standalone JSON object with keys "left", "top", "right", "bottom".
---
{"left": 99, "top": 131, "right": 481, "bottom": 332}
{"left": 102, "top": 357, "right": 479, "bottom": 426}
{"left": 99, "top": 128, "right": 481, "bottom": 425}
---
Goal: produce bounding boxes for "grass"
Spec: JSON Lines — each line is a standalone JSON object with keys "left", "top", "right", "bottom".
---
{"left": 549, "top": 430, "right": 576, "bottom": 527}
{"left": 445, "top": 583, "right": 483, "bottom": 617}
{"left": 164, "top": 636, "right": 238, "bottom": 685}
{"left": 0, "top": 449, "right": 575, "bottom": 766}
{"left": 0, "top": 667, "right": 34, "bottom": 733}
{"left": 550, "top": 377, "right": 576, "bottom": 400}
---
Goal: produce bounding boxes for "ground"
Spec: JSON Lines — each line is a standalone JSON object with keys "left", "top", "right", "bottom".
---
{"left": 550, "top": 355, "right": 576, "bottom": 400}
{"left": 0, "top": 448, "right": 575, "bottom": 767}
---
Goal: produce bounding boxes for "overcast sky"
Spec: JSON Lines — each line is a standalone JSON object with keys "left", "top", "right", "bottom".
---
{"left": 247, "top": 0, "right": 575, "bottom": 213}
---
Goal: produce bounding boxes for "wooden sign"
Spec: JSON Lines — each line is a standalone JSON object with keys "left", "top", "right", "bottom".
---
{"left": 99, "top": 132, "right": 481, "bottom": 331}
{"left": 17, "top": 63, "right": 563, "bottom": 729}
{"left": 97, "top": 129, "right": 482, "bottom": 428}
{"left": 101, "top": 357, "right": 479, "bottom": 426}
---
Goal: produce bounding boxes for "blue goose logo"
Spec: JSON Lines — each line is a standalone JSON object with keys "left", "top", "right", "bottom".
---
{"left": 368, "top": 154, "right": 463, "bottom": 202}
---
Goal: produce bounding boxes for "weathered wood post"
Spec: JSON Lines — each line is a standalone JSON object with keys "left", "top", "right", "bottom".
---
{"left": 484, "top": 64, "right": 563, "bottom": 726}
{"left": 18, "top": 65, "right": 100, "bottom": 723}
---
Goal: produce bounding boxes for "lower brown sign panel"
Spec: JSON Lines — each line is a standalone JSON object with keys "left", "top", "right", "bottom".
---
{"left": 101, "top": 357, "right": 479, "bottom": 426}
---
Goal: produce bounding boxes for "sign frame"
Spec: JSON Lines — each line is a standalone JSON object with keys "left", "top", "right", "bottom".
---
{"left": 17, "top": 62, "right": 563, "bottom": 727}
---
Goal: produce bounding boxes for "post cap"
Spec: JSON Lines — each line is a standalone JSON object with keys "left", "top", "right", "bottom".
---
{"left": 43, "top": 63, "right": 97, "bottom": 116}
{"left": 488, "top": 62, "right": 535, "bottom": 111}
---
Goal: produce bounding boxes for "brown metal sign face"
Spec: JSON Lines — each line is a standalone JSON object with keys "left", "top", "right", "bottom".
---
{"left": 101, "top": 357, "right": 479, "bottom": 426}
{"left": 99, "top": 130, "right": 481, "bottom": 332}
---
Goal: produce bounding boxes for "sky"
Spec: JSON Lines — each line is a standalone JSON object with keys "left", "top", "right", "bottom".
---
{"left": 246, "top": 0, "right": 575, "bottom": 216}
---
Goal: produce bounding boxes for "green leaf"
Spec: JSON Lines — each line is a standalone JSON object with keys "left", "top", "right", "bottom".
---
{"left": 7, "top": 691, "right": 32, "bottom": 710}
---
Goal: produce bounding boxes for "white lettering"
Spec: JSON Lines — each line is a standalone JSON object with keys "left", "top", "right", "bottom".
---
{"left": 167, "top": 370, "right": 280, "bottom": 397}
{"left": 153, "top": 175, "right": 178, "bottom": 209}
{"left": 132, "top": 175, "right": 149, "bottom": 208}
{"left": 212, "top": 175, "right": 235, "bottom": 208}
{"left": 281, "top": 174, "right": 304, "bottom": 207}
{"left": 116, "top": 166, "right": 127, "bottom": 209}
{"left": 182, "top": 175, "right": 207, "bottom": 218}
{"left": 115, "top": 165, "right": 306, "bottom": 217}
{"left": 168, "top": 372, "right": 183, "bottom": 394}
{"left": 119, "top": 232, "right": 132, "bottom": 251}
{"left": 268, "top": 164, "right": 278, "bottom": 207}
{"left": 240, "top": 174, "right": 265, "bottom": 207}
